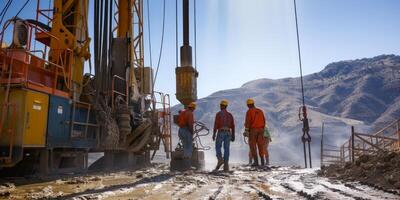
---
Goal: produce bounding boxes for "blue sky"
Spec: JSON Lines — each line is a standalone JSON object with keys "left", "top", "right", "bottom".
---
{"left": 3, "top": 0, "right": 400, "bottom": 105}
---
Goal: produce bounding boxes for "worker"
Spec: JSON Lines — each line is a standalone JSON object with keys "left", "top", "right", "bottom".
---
{"left": 178, "top": 102, "right": 196, "bottom": 159}
{"left": 264, "top": 123, "right": 272, "bottom": 166}
{"left": 244, "top": 98, "right": 266, "bottom": 166}
{"left": 212, "top": 99, "right": 235, "bottom": 172}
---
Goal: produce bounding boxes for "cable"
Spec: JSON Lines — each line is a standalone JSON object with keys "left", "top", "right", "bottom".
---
{"left": 294, "top": 0, "right": 312, "bottom": 168}
{"left": 14, "top": 0, "right": 31, "bottom": 19}
{"left": 146, "top": 0, "right": 153, "bottom": 67}
{"left": 175, "top": 0, "right": 178, "bottom": 67}
{"left": 194, "top": 0, "right": 197, "bottom": 69}
{"left": 0, "top": 0, "right": 12, "bottom": 19}
{"left": 0, "top": 0, "right": 11, "bottom": 16}
{"left": 153, "top": 0, "right": 166, "bottom": 86}
{"left": 0, "top": 0, "right": 12, "bottom": 27}
{"left": 294, "top": 0, "right": 305, "bottom": 107}
{"left": 193, "top": 121, "right": 211, "bottom": 150}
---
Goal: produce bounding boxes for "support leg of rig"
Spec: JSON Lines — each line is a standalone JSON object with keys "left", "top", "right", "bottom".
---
{"left": 302, "top": 139, "right": 307, "bottom": 168}
{"left": 308, "top": 140, "right": 312, "bottom": 168}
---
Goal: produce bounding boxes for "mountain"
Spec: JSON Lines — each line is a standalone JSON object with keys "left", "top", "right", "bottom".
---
{"left": 170, "top": 55, "right": 400, "bottom": 168}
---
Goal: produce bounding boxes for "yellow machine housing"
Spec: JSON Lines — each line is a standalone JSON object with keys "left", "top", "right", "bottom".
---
{"left": 0, "top": 89, "right": 48, "bottom": 167}
{"left": 0, "top": 89, "right": 49, "bottom": 148}
{"left": 176, "top": 66, "right": 198, "bottom": 106}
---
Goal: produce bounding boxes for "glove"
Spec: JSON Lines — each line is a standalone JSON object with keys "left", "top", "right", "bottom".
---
{"left": 243, "top": 131, "right": 248, "bottom": 137}
{"left": 231, "top": 135, "right": 235, "bottom": 142}
{"left": 212, "top": 134, "right": 216, "bottom": 141}
{"left": 243, "top": 129, "right": 249, "bottom": 137}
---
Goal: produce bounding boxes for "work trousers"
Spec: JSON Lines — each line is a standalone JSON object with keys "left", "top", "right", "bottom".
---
{"left": 178, "top": 127, "right": 193, "bottom": 158}
{"left": 215, "top": 131, "right": 231, "bottom": 162}
{"left": 249, "top": 128, "right": 266, "bottom": 158}
{"left": 264, "top": 138, "right": 270, "bottom": 157}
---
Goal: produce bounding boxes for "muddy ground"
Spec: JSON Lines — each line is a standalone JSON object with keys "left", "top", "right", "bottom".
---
{"left": 0, "top": 163, "right": 399, "bottom": 200}
{"left": 319, "top": 151, "right": 400, "bottom": 191}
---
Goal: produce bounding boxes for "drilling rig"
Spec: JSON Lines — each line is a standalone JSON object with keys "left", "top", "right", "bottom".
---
{"left": 0, "top": 0, "right": 176, "bottom": 174}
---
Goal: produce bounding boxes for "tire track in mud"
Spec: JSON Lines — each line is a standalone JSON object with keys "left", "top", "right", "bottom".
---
{"left": 280, "top": 182, "right": 320, "bottom": 200}
{"left": 249, "top": 185, "right": 272, "bottom": 200}
{"left": 342, "top": 182, "right": 400, "bottom": 200}
{"left": 208, "top": 185, "right": 223, "bottom": 200}
{"left": 319, "top": 183, "right": 369, "bottom": 200}
{"left": 5, "top": 164, "right": 400, "bottom": 199}
{"left": 272, "top": 168, "right": 400, "bottom": 200}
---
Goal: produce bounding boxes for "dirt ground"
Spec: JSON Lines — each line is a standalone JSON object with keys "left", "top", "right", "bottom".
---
{"left": 319, "top": 151, "right": 400, "bottom": 191}
{"left": 0, "top": 163, "right": 399, "bottom": 200}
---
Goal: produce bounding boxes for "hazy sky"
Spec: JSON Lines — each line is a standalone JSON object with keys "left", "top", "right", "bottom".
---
{"left": 3, "top": 0, "right": 400, "bottom": 105}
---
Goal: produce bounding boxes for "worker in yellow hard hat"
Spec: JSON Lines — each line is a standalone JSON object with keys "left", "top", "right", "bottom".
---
{"left": 213, "top": 99, "right": 235, "bottom": 172}
{"left": 244, "top": 98, "right": 267, "bottom": 167}
{"left": 177, "top": 102, "right": 196, "bottom": 159}
{"left": 246, "top": 98, "right": 254, "bottom": 105}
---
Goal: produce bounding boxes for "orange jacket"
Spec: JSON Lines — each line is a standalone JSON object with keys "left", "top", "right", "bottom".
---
{"left": 213, "top": 109, "right": 235, "bottom": 135}
{"left": 245, "top": 107, "right": 266, "bottom": 129}
{"left": 178, "top": 109, "right": 194, "bottom": 132}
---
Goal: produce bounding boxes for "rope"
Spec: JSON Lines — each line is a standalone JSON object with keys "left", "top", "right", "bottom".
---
{"left": 153, "top": 0, "right": 166, "bottom": 87}
{"left": 146, "top": 0, "right": 153, "bottom": 67}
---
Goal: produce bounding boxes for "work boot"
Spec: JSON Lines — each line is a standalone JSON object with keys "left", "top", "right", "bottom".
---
{"left": 251, "top": 156, "right": 259, "bottom": 167}
{"left": 223, "top": 160, "right": 229, "bottom": 172}
{"left": 214, "top": 158, "right": 224, "bottom": 171}
{"left": 260, "top": 157, "right": 265, "bottom": 166}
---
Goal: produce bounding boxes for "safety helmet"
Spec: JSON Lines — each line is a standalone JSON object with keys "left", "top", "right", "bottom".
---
{"left": 220, "top": 99, "right": 228, "bottom": 106}
{"left": 246, "top": 98, "right": 255, "bottom": 105}
{"left": 188, "top": 102, "right": 196, "bottom": 109}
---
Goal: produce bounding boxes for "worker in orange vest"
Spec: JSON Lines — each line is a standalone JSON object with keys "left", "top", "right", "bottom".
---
{"left": 212, "top": 99, "right": 235, "bottom": 172}
{"left": 244, "top": 99, "right": 266, "bottom": 166}
{"left": 178, "top": 102, "right": 196, "bottom": 159}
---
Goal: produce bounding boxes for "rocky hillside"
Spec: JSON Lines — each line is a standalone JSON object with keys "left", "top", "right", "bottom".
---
{"left": 171, "top": 55, "right": 400, "bottom": 167}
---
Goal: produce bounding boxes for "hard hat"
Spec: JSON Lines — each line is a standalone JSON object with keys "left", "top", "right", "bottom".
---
{"left": 188, "top": 102, "right": 196, "bottom": 109}
{"left": 246, "top": 98, "right": 255, "bottom": 105}
{"left": 220, "top": 99, "right": 228, "bottom": 106}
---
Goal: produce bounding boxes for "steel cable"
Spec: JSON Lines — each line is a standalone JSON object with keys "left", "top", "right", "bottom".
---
{"left": 175, "top": 0, "right": 178, "bottom": 67}
{"left": 193, "top": 121, "right": 211, "bottom": 151}
{"left": 153, "top": 0, "right": 166, "bottom": 87}
{"left": 0, "top": 0, "right": 12, "bottom": 17}
{"left": 294, "top": 0, "right": 312, "bottom": 168}
{"left": 0, "top": 0, "right": 12, "bottom": 27}
{"left": 146, "top": 0, "right": 153, "bottom": 68}
{"left": 294, "top": 0, "right": 305, "bottom": 107}
{"left": 14, "top": 0, "right": 30, "bottom": 19}
{"left": 194, "top": 0, "right": 197, "bottom": 69}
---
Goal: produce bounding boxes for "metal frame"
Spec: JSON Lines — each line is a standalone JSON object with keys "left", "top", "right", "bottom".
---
{"left": 321, "top": 119, "right": 400, "bottom": 166}
{"left": 111, "top": 75, "right": 129, "bottom": 109}
{"left": 70, "top": 100, "right": 99, "bottom": 140}
{"left": 0, "top": 13, "right": 74, "bottom": 98}
{"left": 132, "top": 0, "right": 145, "bottom": 88}
{"left": 152, "top": 92, "right": 172, "bottom": 158}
